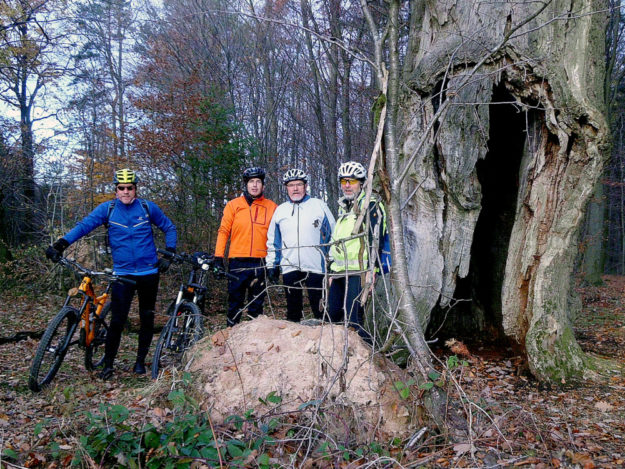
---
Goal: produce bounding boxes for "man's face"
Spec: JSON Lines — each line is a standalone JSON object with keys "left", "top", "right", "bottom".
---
{"left": 116, "top": 184, "right": 136, "bottom": 205}
{"left": 340, "top": 178, "right": 362, "bottom": 200}
{"left": 286, "top": 180, "right": 306, "bottom": 202}
{"left": 247, "top": 178, "right": 264, "bottom": 197}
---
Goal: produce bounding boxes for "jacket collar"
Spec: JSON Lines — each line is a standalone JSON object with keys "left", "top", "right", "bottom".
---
{"left": 243, "top": 191, "right": 265, "bottom": 206}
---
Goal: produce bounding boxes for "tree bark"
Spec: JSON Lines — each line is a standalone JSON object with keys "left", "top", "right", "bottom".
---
{"left": 580, "top": 181, "right": 607, "bottom": 285}
{"left": 399, "top": 0, "right": 610, "bottom": 382}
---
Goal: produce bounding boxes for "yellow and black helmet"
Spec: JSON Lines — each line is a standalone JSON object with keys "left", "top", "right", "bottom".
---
{"left": 113, "top": 168, "right": 139, "bottom": 185}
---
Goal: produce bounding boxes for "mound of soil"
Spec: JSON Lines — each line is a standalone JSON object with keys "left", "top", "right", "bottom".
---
{"left": 187, "top": 315, "right": 416, "bottom": 440}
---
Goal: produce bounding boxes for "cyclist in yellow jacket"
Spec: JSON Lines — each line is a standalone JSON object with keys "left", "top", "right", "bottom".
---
{"left": 328, "top": 161, "right": 389, "bottom": 341}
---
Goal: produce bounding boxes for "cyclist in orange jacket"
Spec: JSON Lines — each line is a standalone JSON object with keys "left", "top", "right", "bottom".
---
{"left": 214, "top": 167, "right": 277, "bottom": 326}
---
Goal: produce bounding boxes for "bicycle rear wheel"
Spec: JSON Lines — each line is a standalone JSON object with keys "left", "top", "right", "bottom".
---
{"left": 85, "top": 301, "right": 111, "bottom": 370}
{"left": 29, "top": 306, "right": 79, "bottom": 392}
{"left": 151, "top": 302, "right": 204, "bottom": 379}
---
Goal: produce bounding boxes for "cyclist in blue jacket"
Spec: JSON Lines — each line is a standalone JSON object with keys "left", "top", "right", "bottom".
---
{"left": 46, "top": 169, "right": 177, "bottom": 380}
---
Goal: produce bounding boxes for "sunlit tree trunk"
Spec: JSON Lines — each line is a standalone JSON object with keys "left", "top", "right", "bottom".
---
{"left": 392, "top": 0, "right": 610, "bottom": 383}
{"left": 369, "top": 0, "right": 609, "bottom": 387}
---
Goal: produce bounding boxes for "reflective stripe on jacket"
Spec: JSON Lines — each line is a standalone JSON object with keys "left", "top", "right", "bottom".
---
{"left": 215, "top": 195, "right": 278, "bottom": 258}
{"left": 266, "top": 195, "right": 336, "bottom": 274}
{"left": 63, "top": 198, "right": 177, "bottom": 275}
{"left": 329, "top": 191, "right": 388, "bottom": 273}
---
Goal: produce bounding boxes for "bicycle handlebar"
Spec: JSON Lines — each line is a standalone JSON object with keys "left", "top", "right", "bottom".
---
{"left": 58, "top": 257, "right": 136, "bottom": 285}
{"left": 157, "top": 249, "right": 237, "bottom": 280}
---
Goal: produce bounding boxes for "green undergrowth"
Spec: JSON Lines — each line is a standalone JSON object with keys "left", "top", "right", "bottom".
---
{"left": 18, "top": 372, "right": 405, "bottom": 468}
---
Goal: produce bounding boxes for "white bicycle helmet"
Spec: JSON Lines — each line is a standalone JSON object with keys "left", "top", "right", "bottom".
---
{"left": 282, "top": 168, "right": 308, "bottom": 185}
{"left": 337, "top": 161, "right": 366, "bottom": 181}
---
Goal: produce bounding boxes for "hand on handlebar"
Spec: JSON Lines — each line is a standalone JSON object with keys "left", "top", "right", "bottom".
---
{"left": 213, "top": 256, "right": 225, "bottom": 274}
{"left": 45, "top": 238, "right": 69, "bottom": 263}
{"left": 156, "top": 246, "right": 177, "bottom": 273}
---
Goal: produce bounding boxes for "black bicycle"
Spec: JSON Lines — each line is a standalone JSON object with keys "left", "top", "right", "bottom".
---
{"left": 29, "top": 258, "right": 135, "bottom": 392}
{"left": 151, "top": 250, "right": 234, "bottom": 379}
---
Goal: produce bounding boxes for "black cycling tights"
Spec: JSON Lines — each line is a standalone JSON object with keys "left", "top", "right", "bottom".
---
{"left": 104, "top": 273, "right": 159, "bottom": 367}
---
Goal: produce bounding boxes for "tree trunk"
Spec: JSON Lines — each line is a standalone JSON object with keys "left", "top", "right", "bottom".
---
{"left": 580, "top": 181, "right": 607, "bottom": 285}
{"left": 399, "top": 0, "right": 609, "bottom": 382}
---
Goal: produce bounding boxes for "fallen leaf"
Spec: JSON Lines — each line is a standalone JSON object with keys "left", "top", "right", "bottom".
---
{"left": 594, "top": 401, "right": 613, "bottom": 412}
{"left": 152, "top": 407, "right": 169, "bottom": 418}
{"left": 445, "top": 338, "right": 471, "bottom": 357}
{"left": 291, "top": 330, "right": 301, "bottom": 337}
{"left": 453, "top": 443, "right": 472, "bottom": 456}
{"left": 24, "top": 453, "right": 46, "bottom": 468}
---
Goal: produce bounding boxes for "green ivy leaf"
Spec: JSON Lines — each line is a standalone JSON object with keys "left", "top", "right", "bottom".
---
{"left": 227, "top": 443, "right": 244, "bottom": 458}
{"left": 258, "top": 452, "right": 270, "bottom": 467}
{"left": 266, "top": 391, "right": 282, "bottom": 404}
{"left": 144, "top": 431, "right": 160, "bottom": 449}
{"left": 298, "top": 399, "right": 321, "bottom": 410}
{"left": 1, "top": 448, "right": 17, "bottom": 459}
{"left": 167, "top": 390, "right": 186, "bottom": 407}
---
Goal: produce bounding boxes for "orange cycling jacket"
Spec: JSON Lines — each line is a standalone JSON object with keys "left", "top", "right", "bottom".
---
{"left": 215, "top": 195, "right": 278, "bottom": 258}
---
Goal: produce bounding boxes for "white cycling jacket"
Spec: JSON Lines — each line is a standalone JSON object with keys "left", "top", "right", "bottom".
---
{"left": 266, "top": 195, "right": 336, "bottom": 274}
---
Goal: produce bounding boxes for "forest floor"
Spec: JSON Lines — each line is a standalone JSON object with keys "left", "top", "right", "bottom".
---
{"left": 0, "top": 274, "right": 624, "bottom": 468}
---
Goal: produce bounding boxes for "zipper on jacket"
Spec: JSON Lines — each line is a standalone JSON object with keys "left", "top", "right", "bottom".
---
{"left": 296, "top": 203, "right": 301, "bottom": 268}
{"left": 249, "top": 204, "right": 255, "bottom": 256}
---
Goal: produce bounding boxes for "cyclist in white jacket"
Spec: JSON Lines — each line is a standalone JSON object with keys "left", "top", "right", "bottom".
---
{"left": 266, "top": 169, "right": 336, "bottom": 321}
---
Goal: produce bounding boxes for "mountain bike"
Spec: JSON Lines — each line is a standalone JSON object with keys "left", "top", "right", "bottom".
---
{"left": 28, "top": 258, "right": 135, "bottom": 392}
{"left": 151, "top": 250, "right": 235, "bottom": 379}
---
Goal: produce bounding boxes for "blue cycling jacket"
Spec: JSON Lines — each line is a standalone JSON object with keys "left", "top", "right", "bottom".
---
{"left": 63, "top": 198, "right": 177, "bottom": 276}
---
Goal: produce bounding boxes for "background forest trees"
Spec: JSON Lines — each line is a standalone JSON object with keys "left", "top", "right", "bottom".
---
{"left": 0, "top": 0, "right": 621, "bottom": 386}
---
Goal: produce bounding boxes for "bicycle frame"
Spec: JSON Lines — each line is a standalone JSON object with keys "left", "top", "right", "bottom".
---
{"left": 62, "top": 274, "right": 111, "bottom": 348}
{"left": 173, "top": 268, "right": 207, "bottom": 311}
{"left": 29, "top": 257, "right": 136, "bottom": 391}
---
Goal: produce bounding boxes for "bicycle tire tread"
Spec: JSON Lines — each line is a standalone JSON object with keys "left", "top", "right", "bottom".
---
{"left": 28, "top": 306, "right": 79, "bottom": 392}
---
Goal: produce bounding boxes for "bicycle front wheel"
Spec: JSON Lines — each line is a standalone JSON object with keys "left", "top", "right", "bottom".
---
{"left": 85, "top": 301, "right": 111, "bottom": 370}
{"left": 29, "top": 306, "right": 79, "bottom": 392}
{"left": 151, "top": 302, "right": 204, "bottom": 379}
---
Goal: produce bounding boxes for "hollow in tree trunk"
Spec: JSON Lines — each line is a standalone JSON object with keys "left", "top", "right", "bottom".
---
{"left": 396, "top": 0, "right": 610, "bottom": 383}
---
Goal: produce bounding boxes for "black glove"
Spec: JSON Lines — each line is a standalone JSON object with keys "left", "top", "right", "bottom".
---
{"left": 45, "top": 238, "right": 69, "bottom": 263}
{"left": 213, "top": 257, "right": 225, "bottom": 274}
{"left": 156, "top": 257, "right": 171, "bottom": 273}
{"left": 267, "top": 267, "right": 280, "bottom": 282}
{"left": 157, "top": 247, "right": 175, "bottom": 273}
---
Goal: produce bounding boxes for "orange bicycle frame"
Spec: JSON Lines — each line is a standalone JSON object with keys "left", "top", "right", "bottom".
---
{"left": 73, "top": 276, "right": 109, "bottom": 347}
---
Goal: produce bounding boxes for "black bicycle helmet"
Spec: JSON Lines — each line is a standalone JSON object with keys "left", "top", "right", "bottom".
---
{"left": 243, "top": 167, "right": 266, "bottom": 183}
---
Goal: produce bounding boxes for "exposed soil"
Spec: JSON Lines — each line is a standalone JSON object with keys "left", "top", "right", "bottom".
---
{"left": 0, "top": 274, "right": 624, "bottom": 468}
